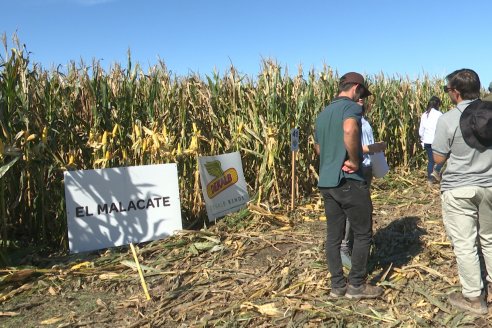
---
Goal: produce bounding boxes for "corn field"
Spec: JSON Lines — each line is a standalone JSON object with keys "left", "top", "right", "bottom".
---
{"left": 0, "top": 35, "right": 453, "bottom": 251}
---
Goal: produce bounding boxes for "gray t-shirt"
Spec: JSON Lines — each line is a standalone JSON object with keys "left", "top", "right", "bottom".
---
{"left": 432, "top": 99, "right": 492, "bottom": 191}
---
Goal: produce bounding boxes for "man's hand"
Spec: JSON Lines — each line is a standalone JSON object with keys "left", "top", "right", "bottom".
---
{"left": 342, "top": 159, "right": 359, "bottom": 173}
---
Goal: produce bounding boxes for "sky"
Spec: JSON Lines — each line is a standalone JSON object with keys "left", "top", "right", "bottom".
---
{"left": 2, "top": 0, "right": 492, "bottom": 87}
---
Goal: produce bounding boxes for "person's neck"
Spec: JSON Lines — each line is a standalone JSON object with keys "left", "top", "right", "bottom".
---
{"left": 456, "top": 98, "right": 478, "bottom": 108}
{"left": 338, "top": 91, "right": 353, "bottom": 99}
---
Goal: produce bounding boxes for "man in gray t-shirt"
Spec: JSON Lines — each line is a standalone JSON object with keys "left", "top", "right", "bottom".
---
{"left": 432, "top": 69, "right": 492, "bottom": 315}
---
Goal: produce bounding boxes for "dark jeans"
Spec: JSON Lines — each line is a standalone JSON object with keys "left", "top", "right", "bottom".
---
{"left": 424, "top": 144, "right": 442, "bottom": 180}
{"left": 342, "top": 166, "right": 373, "bottom": 250}
{"left": 321, "top": 179, "right": 373, "bottom": 289}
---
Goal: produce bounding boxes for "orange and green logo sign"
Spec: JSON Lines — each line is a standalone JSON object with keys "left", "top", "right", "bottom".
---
{"left": 205, "top": 160, "right": 238, "bottom": 198}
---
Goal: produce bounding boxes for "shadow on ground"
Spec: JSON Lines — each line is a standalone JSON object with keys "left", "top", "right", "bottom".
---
{"left": 370, "top": 216, "right": 427, "bottom": 271}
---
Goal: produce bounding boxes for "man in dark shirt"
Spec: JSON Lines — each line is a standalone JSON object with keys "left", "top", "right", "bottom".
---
{"left": 314, "top": 72, "right": 383, "bottom": 299}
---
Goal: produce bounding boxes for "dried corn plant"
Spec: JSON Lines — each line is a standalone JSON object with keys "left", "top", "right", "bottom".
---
{"left": 0, "top": 34, "right": 456, "bottom": 251}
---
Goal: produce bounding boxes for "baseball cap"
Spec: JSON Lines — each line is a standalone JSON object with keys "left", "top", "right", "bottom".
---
{"left": 339, "top": 72, "right": 372, "bottom": 98}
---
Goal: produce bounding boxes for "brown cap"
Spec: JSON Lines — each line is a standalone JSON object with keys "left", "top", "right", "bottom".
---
{"left": 339, "top": 72, "right": 372, "bottom": 98}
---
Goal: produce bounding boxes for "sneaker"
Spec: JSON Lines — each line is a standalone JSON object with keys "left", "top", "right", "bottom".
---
{"left": 345, "top": 284, "right": 383, "bottom": 299}
{"left": 340, "top": 249, "right": 352, "bottom": 270}
{"left": 329, "top": 285, "right": 347, "bottom": 298}
{"left": 427, "top": 177, "right": 440, "bottom": 187}
{"left": 448, "top": 292, "right": 487, "bottom": 315}
{"left": 431, "top": 170, "right": 441, "bottom": 182}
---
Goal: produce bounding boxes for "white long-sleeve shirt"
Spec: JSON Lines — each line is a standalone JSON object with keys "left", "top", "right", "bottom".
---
{"left": 419, "top": 108, "right": 442, "bottom": 144}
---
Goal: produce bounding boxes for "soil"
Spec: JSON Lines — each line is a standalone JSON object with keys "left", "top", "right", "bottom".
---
{"left": 1, "top": 170, "right": 491, "bottom": 327}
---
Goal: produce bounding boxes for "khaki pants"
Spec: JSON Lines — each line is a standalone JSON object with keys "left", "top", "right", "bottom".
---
{"left": 441, "top": 186, "right": 492, "bottom": 298}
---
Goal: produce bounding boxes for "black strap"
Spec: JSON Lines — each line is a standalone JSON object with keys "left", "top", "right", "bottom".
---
{"left": 451, "top": 99, "right": 482, "bottom": 146}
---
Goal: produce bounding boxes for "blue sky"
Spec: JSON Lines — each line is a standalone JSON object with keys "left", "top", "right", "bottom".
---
{"left": 2, "top": 0, "right": 492, "bottom": 86}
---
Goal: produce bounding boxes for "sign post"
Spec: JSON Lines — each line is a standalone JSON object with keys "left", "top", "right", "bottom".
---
{"left": 130, "top": 243, "right": 151, "bottom": 300}
{"left": 290, "top": 128, "right": 299, "bottom": 211}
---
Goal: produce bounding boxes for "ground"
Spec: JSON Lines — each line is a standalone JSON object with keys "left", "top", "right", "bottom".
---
{"left": 1, "top": 170, "right": 491, "bottom": 327}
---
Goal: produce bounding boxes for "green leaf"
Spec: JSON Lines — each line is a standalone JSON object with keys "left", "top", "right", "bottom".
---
{"left": 204, "top": 160, "right": 223, "bottom": 178}
{"left": 0, "top": 156, "right": 20, "bottom": 179}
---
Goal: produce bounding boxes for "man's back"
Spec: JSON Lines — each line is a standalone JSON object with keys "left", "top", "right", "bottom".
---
{"left": 315, "top": 97, "right": 364, "bottom": 187}
{"left": 433, "top": 100, "right": 492, "bottom": 190}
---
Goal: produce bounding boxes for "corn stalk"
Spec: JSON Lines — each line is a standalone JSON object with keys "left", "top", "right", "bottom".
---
{"left": 0, "top": 34, "right": 458, "bottom": 249}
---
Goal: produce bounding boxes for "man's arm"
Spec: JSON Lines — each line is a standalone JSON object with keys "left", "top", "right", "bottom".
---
{"left": 432, "top": 116, "right": 448, "bottom": 166}
{"left": 433, "top": 152, "right": 447, "bottom": 166}
{"left": 314, "top": 143, "right": 320, "bottom": 156}
{"left": 343, "top": 118, "right": 360, "bottom": 172}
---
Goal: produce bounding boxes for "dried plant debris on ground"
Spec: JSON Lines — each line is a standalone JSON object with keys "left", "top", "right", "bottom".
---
{"left": 1, "top": 171, "right": 491, "bottom": 327}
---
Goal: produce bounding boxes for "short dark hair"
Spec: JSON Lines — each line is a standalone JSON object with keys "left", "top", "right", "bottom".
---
{"left": 446, "top": 69, "right": 481, "bottom": 100}
{"left": 338, "top": 82, "right": 356, "bottom": 94}
{"left": 338, "top": 83, "right": 366, "bottom": 99}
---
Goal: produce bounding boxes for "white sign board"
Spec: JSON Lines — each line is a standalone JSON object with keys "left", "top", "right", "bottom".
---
{"left": 64, "top": 164, "right": 182, "bottom": 253}
{"left": 198, "top": 152, "right": 249, "bottom": 221}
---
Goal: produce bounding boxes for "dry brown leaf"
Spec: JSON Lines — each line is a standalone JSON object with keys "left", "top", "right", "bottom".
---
{"left": 116, "top": 297, "right": 141, "bottom": 309}
{"left": 255, "top": 303, "right": 283, "bottom": 317}
{"left": 99, "top": 272, "right": 121, "bottom": 280}
{"left": 40, "top": 316, "right": 63, "bottom": 325}
{"left": 48, "top": 286, "right": 57, "bottom": 295}
{"left": 0, "top": 283, "right": 33, "bottom": 302}
{"left": 96, "top": 298, "right": 108, "bottom": 309}
{"left": 300, "top": 303, "right": 313, "bottom": 310}
{"left": 241, "top": 301, "right": 282, "bottom": 317}
{"left": 402, "top": 264, "right": 455, "bottom": 285}
{"left": 2, "top": 269, "right": 37, "bottom": 283}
